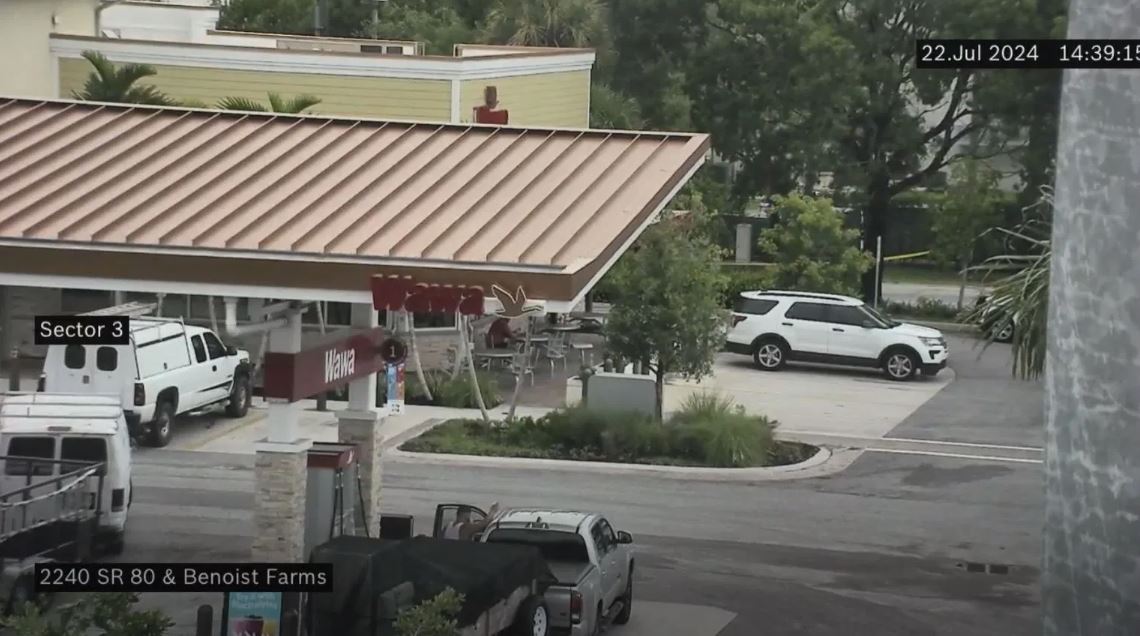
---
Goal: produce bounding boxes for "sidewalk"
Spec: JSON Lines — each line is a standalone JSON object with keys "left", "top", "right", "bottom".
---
{"left": 168, "top": 398, "right": 554, "bottom": 454}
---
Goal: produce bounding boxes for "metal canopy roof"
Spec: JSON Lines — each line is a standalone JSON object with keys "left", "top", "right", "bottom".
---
{"left": 0, "top": 97, "right": 709, "bottom": 308}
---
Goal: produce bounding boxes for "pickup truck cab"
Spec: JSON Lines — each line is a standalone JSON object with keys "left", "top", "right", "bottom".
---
{"left": 435, "top": 504, "right": 634, "bottom": 636}
{"left": 40, "top": 317, "right": 252, "bottom": 448}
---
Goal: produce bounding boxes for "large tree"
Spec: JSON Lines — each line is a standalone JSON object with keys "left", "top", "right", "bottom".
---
{"left": 481, "top": 0, "right": 609, "bottom": 48}
{"left": 689, "top": 0, "right": 1056, "bottom": 302}
{"left": 217, "top": 0, "right": 371, "bottom": 37}
{"left": 606, "top": 0, "right": 708, "bottom": 128}
{"left": 603, "top": 216, "right": 728, "bottom": 421}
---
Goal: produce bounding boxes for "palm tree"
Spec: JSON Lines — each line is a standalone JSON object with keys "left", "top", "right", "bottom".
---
{"left": 965, "top": 187, "right": 1051, "bottom": 381}
{"left": 72, "top": 51, "right": 176, "bottom": 106}
{"left": 215, "top": 93, "right": 322, "bottom": 114}
{"left": 482, "top": 0, "right": 608, "bottom": 48}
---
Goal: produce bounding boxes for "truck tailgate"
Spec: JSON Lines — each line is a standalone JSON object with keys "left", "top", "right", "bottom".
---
{"left": 543, "top": 561, "right": 594, "bottom": 629}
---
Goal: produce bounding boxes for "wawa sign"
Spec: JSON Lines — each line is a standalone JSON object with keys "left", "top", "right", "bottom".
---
{"left": 371, "top": 275, "right": 486, "bottom": 316}
{"left": 371, "top": 275, "right": 544, "bottom": 318}
{"left": 262, "top": 327, "right": 386, "bottom": 402}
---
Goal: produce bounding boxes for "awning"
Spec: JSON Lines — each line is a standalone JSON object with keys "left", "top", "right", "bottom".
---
{"left": 0, "top": 97, "right": 709, "bottom": 311}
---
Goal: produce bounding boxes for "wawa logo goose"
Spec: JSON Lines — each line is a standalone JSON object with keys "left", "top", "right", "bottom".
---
{"left": 491, "top": 285, "right": 543, "bottom": 319}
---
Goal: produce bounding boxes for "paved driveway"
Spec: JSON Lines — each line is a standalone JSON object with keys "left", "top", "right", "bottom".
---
{"left": 887, "top": 337, "right": 1044, "bottom": 448}
{"left": 663, "top": 352, "right": 954, "bottom": 438}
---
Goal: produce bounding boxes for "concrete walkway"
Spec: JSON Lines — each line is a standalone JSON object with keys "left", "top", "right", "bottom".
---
{"left": 164, "top": 399, "right": 553, "bottom": 454}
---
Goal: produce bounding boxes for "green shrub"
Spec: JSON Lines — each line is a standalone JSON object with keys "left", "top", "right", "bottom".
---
{"left": 667, "top": 392, "right": 776, "bottom": 467}
{"left": 403, "top": 398, "right": 790, "bottom": 468}
{"left": 721, "top": 267, "right": 773, "bottom": 308}
{"left": 406, "top": 370, "right": 503, "bottom": 408}
{"left": 881, "top": 296, "right": 960, "bottom": 321}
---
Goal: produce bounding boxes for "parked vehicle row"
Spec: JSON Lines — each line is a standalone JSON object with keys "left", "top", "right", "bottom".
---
{"left": 309, "top": 503, "right": 636, "bottom": 636}
{"left": 0, "top": 392, "right": 134, "bottom": 612}
{"left": 39, "top": 304, "right": 252, "bottom": 447}
{"left": 726, "top": 290, "right": 949, "bottom": 381}
{"left": 434, "top": 504, "right": 635, "bottom": 636}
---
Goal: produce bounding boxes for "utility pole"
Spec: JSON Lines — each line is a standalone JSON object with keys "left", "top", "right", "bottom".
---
{"left": 313, "top": 0, "right": 329, "bottom": 36}
{"left": 1043, "top": 0, "right": 1140, "bottom": 633}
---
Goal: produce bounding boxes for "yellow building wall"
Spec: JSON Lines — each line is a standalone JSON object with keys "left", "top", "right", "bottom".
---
{"left": 460, "top": 70, "right": 590, "bottom": 128}
{"left": 58, "top": 57, "right": 452, "bottom": 121}
{"left": 0, "top": 0, "right": 96, "bottom": 98}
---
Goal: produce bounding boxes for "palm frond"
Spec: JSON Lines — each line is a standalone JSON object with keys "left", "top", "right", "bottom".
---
{"left": 964, "top": 188, "right": 1053, "bottom": 381}
{"left": 215, "top": 96, "right": 270, "bottom": 112}
{"left": 74, "top": 50, "right": 172, "bottom": 105}
{"left": 268, "top": 93, "right": 321, "bottom": 113}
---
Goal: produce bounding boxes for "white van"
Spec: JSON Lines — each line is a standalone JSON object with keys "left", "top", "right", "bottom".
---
{"left": 0, "top": 393, "right": 132, "bottom": 554}
{"left": 40, "top": 317, "right": 252, "bottom": 447}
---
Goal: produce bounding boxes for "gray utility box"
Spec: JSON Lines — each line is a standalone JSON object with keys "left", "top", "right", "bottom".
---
{"left": 584, "top": 371, "right": 656, "bottom": 416}
{"left": 305, "top": 442, "right": 368, "bottom": 559}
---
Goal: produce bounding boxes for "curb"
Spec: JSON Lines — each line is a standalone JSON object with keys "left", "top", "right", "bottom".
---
{"left": 388, "top": 423, "right": 860, "bottom": 482}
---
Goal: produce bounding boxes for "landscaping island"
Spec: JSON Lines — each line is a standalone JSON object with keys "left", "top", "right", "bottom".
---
{"left": 400, "top": 395, "right": 818, "bottom": 469}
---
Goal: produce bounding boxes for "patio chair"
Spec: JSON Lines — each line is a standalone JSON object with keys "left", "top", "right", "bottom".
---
{"left": 541, "top": 332, "right": 569, "bottom": 375}
{"left": 510, "top": 352, "right": 535, "bottom": 386}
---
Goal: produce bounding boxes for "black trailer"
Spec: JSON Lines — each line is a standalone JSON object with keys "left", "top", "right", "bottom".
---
{"left": 0, "top": 457, "right": 105, "bottom": 613}
{"left": 308, "top": 535, "right": 557, "bottom": 636}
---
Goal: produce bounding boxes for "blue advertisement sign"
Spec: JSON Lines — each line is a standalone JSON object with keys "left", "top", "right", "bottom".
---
{"left": 224, "top": 592, "right": 283, "bottom": 636}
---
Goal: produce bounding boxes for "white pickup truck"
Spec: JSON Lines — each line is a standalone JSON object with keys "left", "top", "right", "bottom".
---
{"left": 40, "top": 315, "right": 251, "bottom": 448}
{"left": 435, "top": 505, "right": 635, "bottom": 636}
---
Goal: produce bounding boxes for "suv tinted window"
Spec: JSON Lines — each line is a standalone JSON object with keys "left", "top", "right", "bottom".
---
{"left": 5, "top": 436, "right": 55, "bottom": 476}
{"left": 95, "top": 346, "right": 118, "bottom": 371}
{"left": 827, "top": 305, "right": 869, "bottom": 326}
{"left": 734, "top": 298, "right": 778, "bottom": 316}
{"left": 785, "top": 302, "right": 828, "bottom": 322}
{"left": 64, "top": 345, "right": 86, "bottom": 369}
{"left": 203, "top": 333, "right": 226, "bottom": 360}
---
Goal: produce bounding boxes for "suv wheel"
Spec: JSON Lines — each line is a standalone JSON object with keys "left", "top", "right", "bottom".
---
{"left": 883, "top": 349, "right": 920, "bottom": 381}
{"left": 753, "top": 339, "right": 788, "bottom": 371}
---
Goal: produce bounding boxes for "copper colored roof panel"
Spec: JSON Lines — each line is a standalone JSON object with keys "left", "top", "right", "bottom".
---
{"left": 0, "top": 98, "right": 709, "bottom": 274}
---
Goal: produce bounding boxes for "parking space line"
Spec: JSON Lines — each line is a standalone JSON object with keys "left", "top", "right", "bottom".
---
{"left": 789, "top": 431, "right": 1043, "bottom": 452}
{"left": 866, "top": 448, "right": 1043, "bottom": 464}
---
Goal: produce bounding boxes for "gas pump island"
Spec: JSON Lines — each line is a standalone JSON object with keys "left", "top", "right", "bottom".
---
{"left": 250, "top": 277, "right": 490, "bottom": 564}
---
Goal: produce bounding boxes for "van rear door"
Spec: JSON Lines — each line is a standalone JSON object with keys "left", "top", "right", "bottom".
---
{"left": 54, "top": 344, "right": 91, "bottom": 392}
{"left": 1, "top": 435, "right": 59, "bottom": 524}
{"left": 60, "top": 436, "right": 112, "bottom": 515}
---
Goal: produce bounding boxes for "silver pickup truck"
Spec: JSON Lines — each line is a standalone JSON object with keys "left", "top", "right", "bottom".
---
{"left": 434, "top": 504, "right": 635, "bottom": 636}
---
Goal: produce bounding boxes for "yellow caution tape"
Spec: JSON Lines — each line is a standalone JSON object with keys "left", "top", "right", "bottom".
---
{"left": 882, "top": 250, "right": 931, "bottom": 262}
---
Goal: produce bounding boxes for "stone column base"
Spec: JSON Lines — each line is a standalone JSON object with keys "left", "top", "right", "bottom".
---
{"left": 337, "top": 410, "right": 384, "bottom": 535}
{"left": 251, "top": 439, "right": 312, "bottom": 562}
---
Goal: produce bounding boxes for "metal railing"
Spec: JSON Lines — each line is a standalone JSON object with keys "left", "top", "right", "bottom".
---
{"left": 0, "top": 458, "right": 105, "bottom": 550}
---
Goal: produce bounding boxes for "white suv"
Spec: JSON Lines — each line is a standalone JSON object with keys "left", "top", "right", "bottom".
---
{"left": 725, "top": 290, "right": 949, "bottom": 381}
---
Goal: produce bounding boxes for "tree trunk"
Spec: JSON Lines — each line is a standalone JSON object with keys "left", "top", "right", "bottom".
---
{"left": 653, "top": 367, "right": 665, "bottom": 423}
{"left": 506, "top": 319, "right": 533, "bottom": 422}
{"left": 459, "top": 316, "right": 489, "bottom": 423}
{"left": 1044, "top": 3, "right": 1140, "bottom": 632}
{"left": 450, "top": 311, "right": 464, "bottom": 380}
{"left": 956, "top": 250, "right": 971, "bottom": 312}
{"left": 404, "top": 311, "right": 432, "bottom": 402}
{"left": 860, "top": 175, "right": 891, "bottom": 303}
